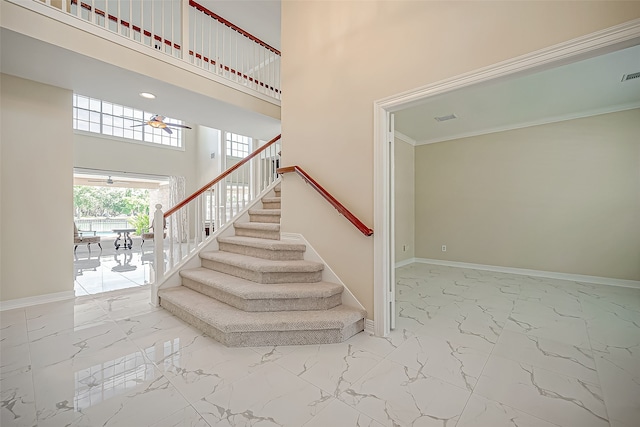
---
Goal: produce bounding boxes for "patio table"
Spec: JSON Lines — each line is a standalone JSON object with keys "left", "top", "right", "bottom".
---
{"left": 112, "top": 228, "right": 135, "bottom": 250}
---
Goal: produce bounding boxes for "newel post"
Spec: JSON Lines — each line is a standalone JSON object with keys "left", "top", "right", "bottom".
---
{"left": 151, "top": 204, "right": 165, "bottom": 307}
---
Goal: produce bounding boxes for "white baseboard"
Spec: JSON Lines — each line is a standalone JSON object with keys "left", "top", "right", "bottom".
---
{"left": 364, "top": 319, "right": 375, "bottom": 334}
{"left": 411, "top": 258, "right": 640, "bottom": 289}
{"left": 0, "top": 290, "right": 75, "bottom": 311}
{"left": 395, "top": 258, "right": 417, "bottom": 268}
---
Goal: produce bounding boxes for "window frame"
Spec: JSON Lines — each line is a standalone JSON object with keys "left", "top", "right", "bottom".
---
{"left": 73, "top": 94, "right": 186, "bottom": 150}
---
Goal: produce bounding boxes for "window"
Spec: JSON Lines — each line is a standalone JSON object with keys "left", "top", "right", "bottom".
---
{"left": 225, "top": 132, "right": 251, "bottom": 158}
{"left": 73, "top": 94, "right": 184, "bottom": 148}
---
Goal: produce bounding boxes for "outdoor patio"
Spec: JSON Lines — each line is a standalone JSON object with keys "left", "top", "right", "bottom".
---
{"left": 73, "top": 235, "right": 154, "bottom": 296}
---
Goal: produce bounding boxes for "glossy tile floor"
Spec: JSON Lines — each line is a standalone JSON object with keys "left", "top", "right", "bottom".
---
{"left": 74, "top": 236, "right": 153, "bottom": 296}
{"left": 2, "top": 263, "right": 639, "bottom": 426}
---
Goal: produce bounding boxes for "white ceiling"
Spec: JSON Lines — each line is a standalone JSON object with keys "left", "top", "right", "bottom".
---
{"left": 395, "top": 44, "right": 640, "bottom": 145}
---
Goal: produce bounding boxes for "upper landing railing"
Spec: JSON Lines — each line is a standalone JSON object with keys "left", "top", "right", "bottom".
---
{"left": 30, "top": 0, "right": 281, "bottom": 100}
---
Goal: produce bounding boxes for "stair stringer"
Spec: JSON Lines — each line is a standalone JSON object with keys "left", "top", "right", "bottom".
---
{"left": 154, "top": 180, "right": 282, "bottom": 298}
{"left": 280, "top": 232, "right": 366, "bottom": 313}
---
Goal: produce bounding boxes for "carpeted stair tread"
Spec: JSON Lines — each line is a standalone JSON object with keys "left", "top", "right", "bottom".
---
{"left": 234, "top": 222, "right": 280, "bottom": 231}
{"left": 218, "top": 236, "right": 305, "bottom": 252}
{"left": 159, "top": 286, "right": 365, "bottom": 333}
{"left": 180, "top": 268, "right": 342, "bottom": 300}
{"left": 261, "top": 197, "right": 281, "bottom": 204}
{"left": 249, "top": 208, "right": 281, "bottom": 216}
{"left": 201, "top": 251, "right": 323, "bottom": 273}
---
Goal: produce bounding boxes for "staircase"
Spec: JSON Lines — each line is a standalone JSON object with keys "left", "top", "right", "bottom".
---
{"left": 158, "top": 184, "right": 366, "bottom": 347}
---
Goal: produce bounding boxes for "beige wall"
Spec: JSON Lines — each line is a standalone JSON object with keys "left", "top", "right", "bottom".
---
{"left": 394, "top": 138, "right": 415, "bottom": 263}
{"left": 1, "top": 74, "right": 74, "bottom": 301}
{"left": 0, "top": 74, "right": 218, "bottom": 303}
{"left": 280, "top": 1, "right": 640, "bottom": 317}
{"left": 415, "top": 109, "right": 640, "bottom": 281}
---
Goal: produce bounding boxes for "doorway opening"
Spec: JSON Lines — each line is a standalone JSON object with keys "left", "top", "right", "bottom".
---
{"left": 73, "top": 168, "right": 170, "bottom": 296}
{"left": 373, "top": 21, "right": 640, "bottom": 336}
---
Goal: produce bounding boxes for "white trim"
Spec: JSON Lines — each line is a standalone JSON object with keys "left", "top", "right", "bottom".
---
{"left": 280, "top": 232, "right": 367, "bottom": 313}
{"left": 377, "top": 19, "right": 640, "bottom": 112}
{"left": 0, "top": 291, "right": 75, "bottom": 311}
{"left": 395, "top": 258, "right": 417, "bottom": 269}
{"left": 393, "top": 131, "right": 417, "bottom": 146}
{"left": 373, "top": 19, "right": 640, "bottom": 338}
{"left": 415, "top": 102, "right": 640, "bottom": 146}
{"left": 413, "top": 258, "right": 640, "bottom": 289}
{"left": 373, "top": 106, "right": 392, "bottom": 337}
{"left": 364, "top": 319, "right": 375, "bottom": 334}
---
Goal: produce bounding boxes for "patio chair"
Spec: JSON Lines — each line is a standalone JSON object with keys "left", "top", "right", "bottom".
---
{"left": 74, "top": 222, "right": 102, "bottom": 252}
{"left": 140, "top": 218, "right": 167, "bottom": 248}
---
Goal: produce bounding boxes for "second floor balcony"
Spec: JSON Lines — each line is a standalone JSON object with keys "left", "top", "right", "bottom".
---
{"left": 7, "top": 0, "right": 281, "bottom": 103}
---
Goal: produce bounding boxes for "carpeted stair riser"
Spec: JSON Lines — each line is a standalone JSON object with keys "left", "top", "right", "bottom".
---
{"left": 158, "top": 183, "right": 366, "bottom": 347}
{"left": 181, "top": 276, "right": 342, "bottom": 311}
{"left": 162, "top": 299, "right": 360, "bottom": 346}
{"left": 200, "top": 257, "right": 323, "bottom": 284}
{"left": 249, "top": 208, "right": 281, "bottom": 222}
{"left": 261, "top": 197, "right": 281, "bottom": 210}
{"left": 158, "top": 287, "right": 365, "bottom": 347}
{"left": 233, "top": 223, "right": 281, "bottom": 240}
{"left": 218, "top": 239, "right": 304, "bottom": 261}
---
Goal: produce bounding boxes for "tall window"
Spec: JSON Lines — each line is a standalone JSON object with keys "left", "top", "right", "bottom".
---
{"left": 73, "top": 94, "right": 184, "bottom": 148}
{"left": 225, "top": 132, "right": 251, "bottom": 158}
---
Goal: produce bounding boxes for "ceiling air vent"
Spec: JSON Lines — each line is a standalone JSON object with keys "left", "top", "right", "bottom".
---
{"left": 434, "top": 114, "right": 458, "bottom": 122}
{"left": 621, "top": 72, "right": 640, "bottom": 82}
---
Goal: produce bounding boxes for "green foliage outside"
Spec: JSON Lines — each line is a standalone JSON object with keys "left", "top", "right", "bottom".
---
{"left": 129, "top": 213, "right": 150, "bottom": 236}
{"left": 74, "top": 186, "right": 150, "bottom": 217}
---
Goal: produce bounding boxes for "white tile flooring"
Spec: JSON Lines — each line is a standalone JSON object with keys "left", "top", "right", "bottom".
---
{"left": 2, "top": 263, "right": 639, "bottom": 426}
{"left": 74, "top": 236, "right": 153, "bottom": 296}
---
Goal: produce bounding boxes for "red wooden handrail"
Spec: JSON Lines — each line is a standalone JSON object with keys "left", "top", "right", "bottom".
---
{"left": 165, "top": 134, "right": 281, "bottom": 218}
{"left": 277, "top": 166, "right": 373, "bottom": 237}
{"left": 189, "top": 0, "right": 281, "bottom": 56}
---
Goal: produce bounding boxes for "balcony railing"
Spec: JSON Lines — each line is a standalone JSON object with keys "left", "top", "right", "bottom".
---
{"left": 151, "top": 135, "right": 281, "bottom": 300}
{"left": 31, "top": 0, "right": 281, "bottom": 100}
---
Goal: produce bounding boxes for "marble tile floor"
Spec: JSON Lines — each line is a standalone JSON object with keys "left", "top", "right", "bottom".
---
{"left": 73, "top": 236, "right": 153, "bottom": 296}
{"left": 2, "top": 263, "right": 639, "bottom": 426}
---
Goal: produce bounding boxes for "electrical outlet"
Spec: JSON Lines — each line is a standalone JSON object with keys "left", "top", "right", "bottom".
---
{"left": 403, "top": 245, "right": 407, "bottom": 252}
{"left": 442, "top": 245, "right": 447, "bottom": 252}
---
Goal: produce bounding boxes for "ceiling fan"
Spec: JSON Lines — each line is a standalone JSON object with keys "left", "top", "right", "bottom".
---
{"left": 88, "top": 176, "right": 130, "bottom": 185}
{"left": 131, "top": 114, "right": 192, "bottom": 134}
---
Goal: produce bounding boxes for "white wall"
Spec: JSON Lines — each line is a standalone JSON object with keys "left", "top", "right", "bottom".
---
{"left": 1, "top": 74, "right": 74, "bottom": 301}
{"left": 74, "top": 132, "right": 198, "bottom": 196}
{"left": 394, "top": 137, "right": 414, "bottom": 263}
{"left": 280, "top": 1, "right": 640, "bottom": 317}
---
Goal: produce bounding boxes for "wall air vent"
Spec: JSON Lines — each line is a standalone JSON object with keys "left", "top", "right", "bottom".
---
{"left": 621, "top": 72, "right": 640, "bottom": 82}
{"left": 434, "top": 114, "right": 458, "bottom": 122}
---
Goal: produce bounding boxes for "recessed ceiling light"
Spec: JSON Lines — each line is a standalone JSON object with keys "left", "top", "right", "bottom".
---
{"left": 434, "top": 114, "right": 457, "bottom": 122}
{"left": 139, "top": 92, "right": 156, "bottom": 99}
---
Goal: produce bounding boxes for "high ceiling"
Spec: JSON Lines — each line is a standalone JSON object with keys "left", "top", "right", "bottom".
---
{"left": 395, "top": 43, "right": 640, "bottom": 145}
{"left": 0, "top": 0, "right": 282, "bottom": 141}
